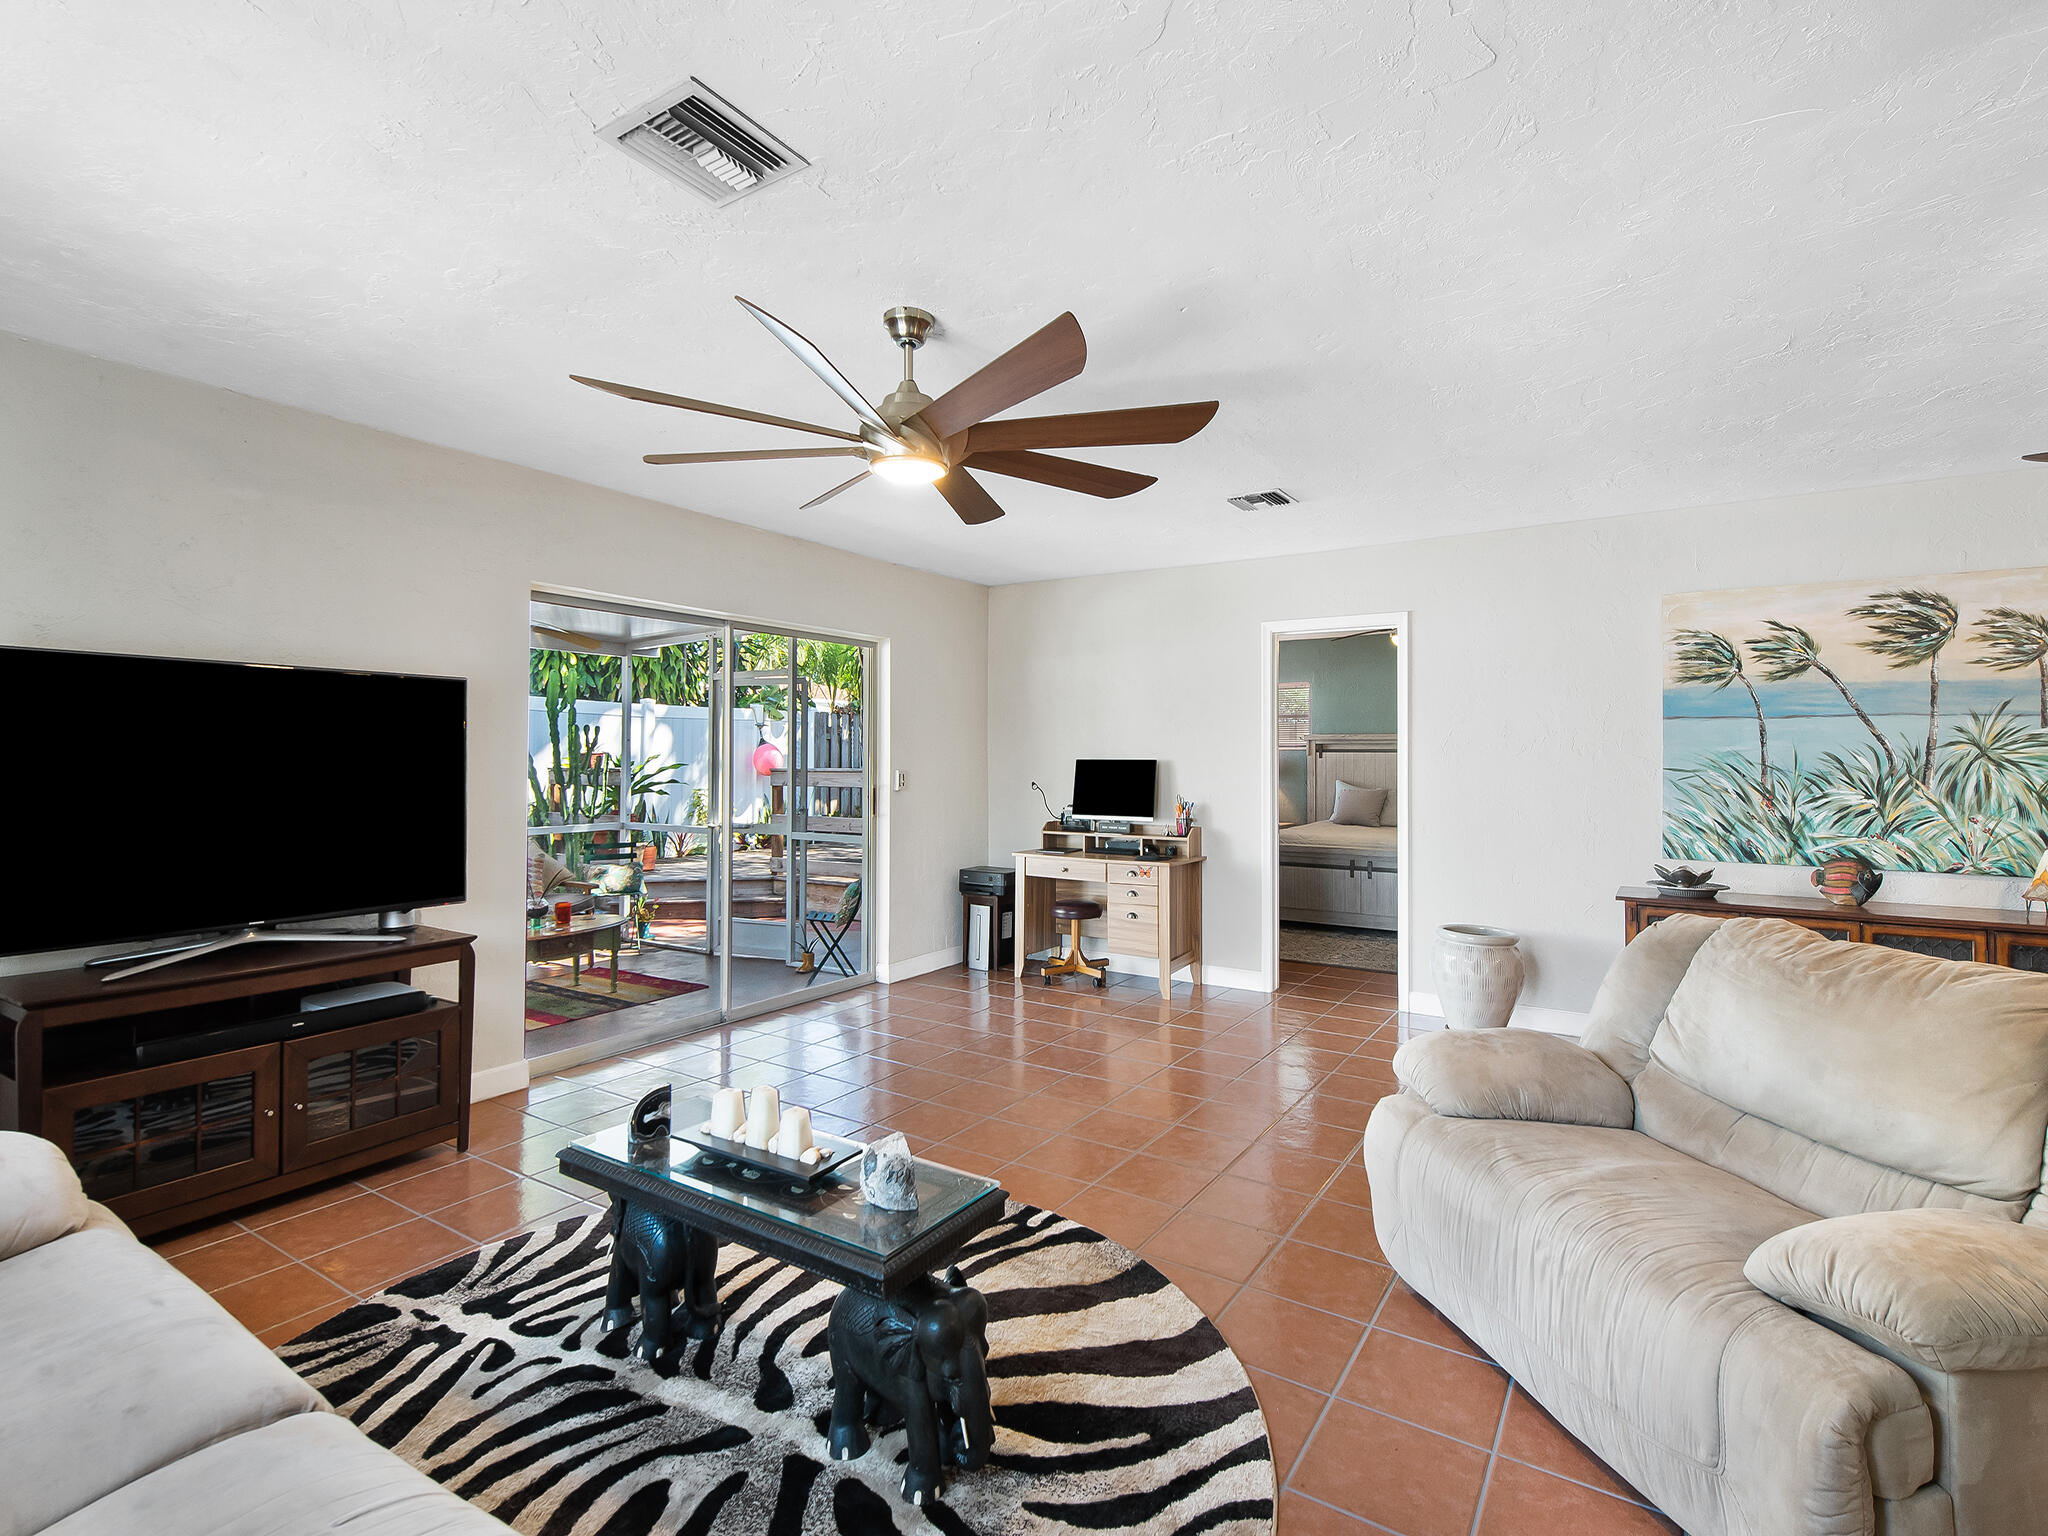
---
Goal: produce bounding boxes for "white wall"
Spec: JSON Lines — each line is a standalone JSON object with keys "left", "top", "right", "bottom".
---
{"left": 987, "top": 472, "right": 2048, "bottom": 1019}
{"left": 0, "top": 332, "right": 988, "bottom": 1091}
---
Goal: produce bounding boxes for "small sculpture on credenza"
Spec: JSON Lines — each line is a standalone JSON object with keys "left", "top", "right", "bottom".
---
{"left": 1651, "top": 864, "right": 1715, "bottom": 890}
{"left": 1812, "top": 851, "right": 1884, "bottom": 908}
{"left": 2026, "top": 846, "right": 2048, "bottom": 923}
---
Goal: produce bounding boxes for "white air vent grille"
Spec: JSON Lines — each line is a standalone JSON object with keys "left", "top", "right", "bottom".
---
{"left": 598, "top": 78, "right": 808, "bottom": 206}
{"left": 1227, "top": 488, "right": 1297, "bottom": 511}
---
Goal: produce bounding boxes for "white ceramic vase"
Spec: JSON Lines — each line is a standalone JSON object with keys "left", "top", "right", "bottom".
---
{"left": 1433, "top": 925, "right": 1524, "bottom": 1029}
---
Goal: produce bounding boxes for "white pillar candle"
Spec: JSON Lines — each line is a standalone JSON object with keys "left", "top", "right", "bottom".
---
{"left": 708, "top": 1087, "right": 745, "bottom": 1139}
{"left": 776, "top": 1106, "right": 813, "bottom": 1159}
{"left": 744, "top": 1086, "right": 781, "bottom": 1150}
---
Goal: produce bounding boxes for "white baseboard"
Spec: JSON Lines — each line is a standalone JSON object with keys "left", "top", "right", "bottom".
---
{"left": 1406, "top": 990, "right": 1588, "bottom": 1037}
{"left": 472, "top": 1058, "right": 532, "bottom": 1102}
{"left": 880, "top": 946, "right": 962, "bottom": 984}
{"left": 1200, "top": 964, "right": 1268, "bottom": 992}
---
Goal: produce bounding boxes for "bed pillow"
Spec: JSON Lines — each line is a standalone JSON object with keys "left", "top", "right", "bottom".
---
{"left": 1330, "top": 781, "right": 1387, "bottom": 827}
{"left": 1379, "top": 787, "right": 1397, "bottom": 827}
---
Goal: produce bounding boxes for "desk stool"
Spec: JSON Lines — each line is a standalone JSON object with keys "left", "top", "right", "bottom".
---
{"left": 1043, "top": 898, "right": 1107, "bottom": 987}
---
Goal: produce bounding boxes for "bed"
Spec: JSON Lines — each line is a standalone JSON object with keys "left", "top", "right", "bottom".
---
{"left": 1279, "top": 733, "right": 1398, "bottom": 931}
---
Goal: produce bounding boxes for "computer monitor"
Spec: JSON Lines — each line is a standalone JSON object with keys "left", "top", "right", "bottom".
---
{"left": 1071, "top": 758, "right": 1157, "bottom": 821}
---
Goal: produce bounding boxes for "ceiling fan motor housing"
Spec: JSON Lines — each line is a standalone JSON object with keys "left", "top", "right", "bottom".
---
{"left": 882, "top": 306, "right": 936, "bottom": 350}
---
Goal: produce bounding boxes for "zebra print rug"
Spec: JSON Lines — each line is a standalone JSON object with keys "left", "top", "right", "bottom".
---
{"left": 281, "top": 1203, "right": 1274, "bottom": 1536}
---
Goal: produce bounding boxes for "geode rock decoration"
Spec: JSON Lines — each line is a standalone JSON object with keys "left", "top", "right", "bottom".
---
{"left": 861, "top": 1132, "right": 919, "bottom": 1212}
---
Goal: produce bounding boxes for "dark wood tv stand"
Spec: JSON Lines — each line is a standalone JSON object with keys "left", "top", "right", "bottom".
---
{"left": 0, "top": 927, "right": 475, "bottom": 1237}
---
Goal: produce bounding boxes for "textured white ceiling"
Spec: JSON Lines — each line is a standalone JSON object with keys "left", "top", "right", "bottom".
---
{"left": 2, "top": 1, "right": 2043, "bottom": 585}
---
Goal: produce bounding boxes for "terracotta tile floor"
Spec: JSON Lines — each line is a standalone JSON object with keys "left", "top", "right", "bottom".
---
{"left": 147, "top": 960, "right": 1678, "bottom": 1535}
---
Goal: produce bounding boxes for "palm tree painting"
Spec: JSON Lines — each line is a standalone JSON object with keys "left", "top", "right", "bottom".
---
{"left": 1974, "top": 608, "right": 2048, "bottom": 727}
{"left": 1847, "top": 590, "right": 1958, "bottom": 768}
{"left": 1663, "top": 567, "right": 2048, "bottom": 877}
{"left": 1670, "top": 630, "right": 1770, "bottom": 796}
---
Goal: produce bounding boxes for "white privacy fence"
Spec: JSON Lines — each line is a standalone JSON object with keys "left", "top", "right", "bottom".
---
{"left": 527, "top": 698, "right": 777, "bottom": 826}
{"left": 527, "top": 700, "right": 866, "bottom": 830}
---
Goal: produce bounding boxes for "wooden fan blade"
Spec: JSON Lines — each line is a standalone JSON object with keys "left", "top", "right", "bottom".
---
{"left": 965, "top": 401, "right": 1218, "bottom": 453}
{"left": 964, "top": 450, "right": 1156, "bottom": 499}
{"left": 918, "top": 312, "right": 1086, "bottom": 440}
{"left": 2024, "top": 451, "right": 2048, "bottom": 463}
{"left": 933, "top": 466, "right": 1006, "bottom": 525}
{"left": 800, "top": 471, "right": 871, "bottom": 510}
{"left": 643, "top": 447, "right": 868, "bottom": 465}
{"left": 571, "top": 375, "right": 863, "bottom": 443}
{"left": 734, "top": 297, "right": 897, "bottom": 439}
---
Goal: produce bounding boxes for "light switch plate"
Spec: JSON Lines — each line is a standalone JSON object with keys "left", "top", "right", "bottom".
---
{"left": 892, "top": 769, "right": 908, "bottom": 791}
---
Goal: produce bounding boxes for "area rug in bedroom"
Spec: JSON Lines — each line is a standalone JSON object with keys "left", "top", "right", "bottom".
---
{"left": 279, "top": 1204, "right": 1274, "bottom": 1536}
{"left": 1279, "top": 922, "right": 1398, "bottom": 972}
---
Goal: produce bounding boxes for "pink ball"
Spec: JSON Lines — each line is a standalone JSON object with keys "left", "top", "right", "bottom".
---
{"left": 752, "top": 740, "right": 785, "bottom": 775}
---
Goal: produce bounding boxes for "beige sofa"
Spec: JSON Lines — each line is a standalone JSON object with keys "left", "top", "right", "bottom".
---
{"left": 0, "top": 1132, "right": 509, "bottom": 1536}
{"left": 1364, "top": 915, "right": 2048, "bottom": 1536}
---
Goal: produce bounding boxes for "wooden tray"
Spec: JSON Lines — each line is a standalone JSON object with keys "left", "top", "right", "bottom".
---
{"left": 675, "top": 1121, "right": 864, "bottom": 1189}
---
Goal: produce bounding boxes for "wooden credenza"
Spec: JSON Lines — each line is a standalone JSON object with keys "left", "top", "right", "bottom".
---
{"left": 0, "top": 927, "right": 475, "bottom": 1236}
{"left": 1617, "top": 887, "right": 2048, "bottom": 971}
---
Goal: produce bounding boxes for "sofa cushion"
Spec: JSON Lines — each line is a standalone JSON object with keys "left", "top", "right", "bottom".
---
{"left": 43, "top": 1411, "right": 510, "bottom": 1536}
{"left": 1747, "top": 1208, "right": 2048, "bottom": 1372}
{"left": 1651, "top": 919, "right": 2048, "bottom": 1207}
{"left": 1577, "top": 912, "right": 1721, "bottom": 1082}
{"left": 0, "top": 1227, "right": 326, "bottom": 1536}
{"left": 1393, "top": 1030, "right": 1634, "bottom": 1127}
{"left": 0, "top": 1130, "right": 89, "bottom": 1261}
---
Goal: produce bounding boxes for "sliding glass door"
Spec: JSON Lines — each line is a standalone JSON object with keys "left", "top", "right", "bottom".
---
{"left": 526, "top": 595, "right": 872, "bottom": 1066}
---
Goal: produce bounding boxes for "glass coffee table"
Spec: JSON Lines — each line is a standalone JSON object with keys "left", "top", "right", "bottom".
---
{"left": 558, "top": 1096, "right": 1008, "bottom": 1507}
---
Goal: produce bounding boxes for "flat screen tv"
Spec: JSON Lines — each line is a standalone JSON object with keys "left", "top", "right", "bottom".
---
{"left": 0, "top": 645, "right": 466, "bottom": 957}
{"left": 1071, "top": 758, "right": 1157, "bottom": 821}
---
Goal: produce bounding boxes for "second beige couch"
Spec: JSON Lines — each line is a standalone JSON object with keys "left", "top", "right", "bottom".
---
{"left": 1364, "top": 915, "right": 2048, "bottom": 1536}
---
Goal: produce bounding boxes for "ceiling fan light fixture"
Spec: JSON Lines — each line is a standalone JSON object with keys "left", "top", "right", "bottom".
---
{"left": 868, "top": 453, "right": 946, "bottom": 486}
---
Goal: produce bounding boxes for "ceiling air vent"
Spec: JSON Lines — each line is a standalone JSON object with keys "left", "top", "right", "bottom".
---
{"left": 1227, "top": 488, "right": 1297, "bottom": 511}
{"left": 597, "top": 78, "right": 808, "bottom": 207}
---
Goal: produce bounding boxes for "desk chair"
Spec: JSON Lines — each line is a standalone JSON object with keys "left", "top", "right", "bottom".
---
{"left": 804, "top": 881, "right": 862, "bottom": 984}
{"left": 1042, "top": 898, "right": 1107, "bottom": 987}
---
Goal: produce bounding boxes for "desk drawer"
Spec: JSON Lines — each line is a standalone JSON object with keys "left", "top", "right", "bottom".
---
{"left": 1109, "top": 860, "right": 1161, "bottom": 884}
{"left": 1025, "top": 855, "right": 1107, "bottom": 882}
{"left": 1107, "top": 910, "right": 1159, "bottom": 956}
{"left": 1110, "top": 882, "right": 1157, "bottom": 907}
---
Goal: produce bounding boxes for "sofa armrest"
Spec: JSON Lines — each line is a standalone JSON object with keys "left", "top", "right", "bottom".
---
{"left": 1391, "top": 1029, "right": 1634, "bottom": 1127}
{"left": 0, "top": 1132, "right": 90, "bottom": 1262}
{"left": 1746, "top": 1208, "right": 2048, "bottom": 1371}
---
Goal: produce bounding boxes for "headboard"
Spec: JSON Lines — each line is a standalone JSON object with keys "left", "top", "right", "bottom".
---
{"left": 1308, "top": 733, "right": 1397, "bottom": 824}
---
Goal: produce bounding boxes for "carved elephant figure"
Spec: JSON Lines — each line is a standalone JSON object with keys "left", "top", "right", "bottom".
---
{"left": 827, "top": 1266, "right": 993, "bottom": 1507}
{"left": 604, "top": 1199, "right": 720, "bottom": 1364}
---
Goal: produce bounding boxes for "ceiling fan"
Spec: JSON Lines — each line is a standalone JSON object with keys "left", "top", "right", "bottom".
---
{"left": 572, "top": 298, "right": 1218, "bottom": 525}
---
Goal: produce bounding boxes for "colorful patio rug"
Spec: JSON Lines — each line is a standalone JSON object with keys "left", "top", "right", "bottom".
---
{"left": 525, "top": 965, "right": 708, "bottom": 1030}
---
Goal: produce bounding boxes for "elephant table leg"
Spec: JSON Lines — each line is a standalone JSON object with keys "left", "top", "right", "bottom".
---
{"left": 825, "top": 1267, "right": 994, "bottom": 1508}
{"left": 607, "top": 1201, "right": 722, "bottom": 1365}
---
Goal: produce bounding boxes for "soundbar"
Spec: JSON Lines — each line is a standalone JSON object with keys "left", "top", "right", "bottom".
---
{"left": 134, "top": 982, "right": 432, "bottom": 1067}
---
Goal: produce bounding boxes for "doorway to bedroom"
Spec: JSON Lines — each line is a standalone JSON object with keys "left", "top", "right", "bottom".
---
{"left": 1267, "top": 619, "right": 1407, "bottom": 997}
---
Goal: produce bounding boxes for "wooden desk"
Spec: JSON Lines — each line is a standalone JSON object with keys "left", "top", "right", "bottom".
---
{"left": 1617, "top": 886, "right": 2048, "bottom": 970}
{"left": 1014, "top": 824, "right": 1204, "bottom": 998}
